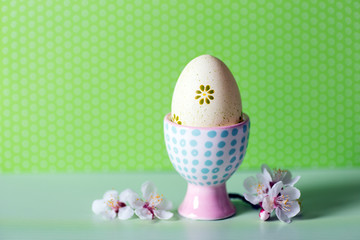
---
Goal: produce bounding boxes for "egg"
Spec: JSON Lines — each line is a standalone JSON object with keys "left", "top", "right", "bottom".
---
{"left": 171, "top": 55, "right": 242, "bottom": 127}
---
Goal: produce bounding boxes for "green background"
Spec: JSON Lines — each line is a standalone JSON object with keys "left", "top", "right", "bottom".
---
{"left": 0, "top": 0, "right": 359, "bottom": 173}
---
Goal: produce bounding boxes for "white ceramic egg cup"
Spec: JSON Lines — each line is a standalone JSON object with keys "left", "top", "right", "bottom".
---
{"left": 164, "top": 113, "right": 250, "bottom": 220}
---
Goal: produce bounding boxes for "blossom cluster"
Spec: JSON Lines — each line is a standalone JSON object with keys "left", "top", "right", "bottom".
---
{"left": 92, "top": 181, "right": 173, "bottom": 220}
{"left": 243, "top": 164, "right": 301, "bottom": 223}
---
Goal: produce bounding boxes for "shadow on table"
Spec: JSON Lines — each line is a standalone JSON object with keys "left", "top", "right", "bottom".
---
{"left": 298, "top": 180, "right": 360, "bottom": 220}
{"left": 232, "top": 200, "right": 256, "bottom": 217}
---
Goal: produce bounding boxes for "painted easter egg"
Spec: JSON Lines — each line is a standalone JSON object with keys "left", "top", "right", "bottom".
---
{"left": 171, "top": 55, "right": 242, "bottom": 127}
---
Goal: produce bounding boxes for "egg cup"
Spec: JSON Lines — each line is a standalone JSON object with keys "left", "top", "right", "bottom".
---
{"left": 164, "top": 113, "right": 250, "bottom": 220}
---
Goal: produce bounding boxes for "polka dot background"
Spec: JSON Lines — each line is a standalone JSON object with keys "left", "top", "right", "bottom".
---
{"left": 0, "top": 0, "right": 359, "bottom": 173}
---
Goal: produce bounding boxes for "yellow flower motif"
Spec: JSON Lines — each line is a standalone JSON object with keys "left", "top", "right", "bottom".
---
{"left": 195, "top": 85, "right": 214, "bottom": 105}
{"left": 171, "top": 114, "right": 182, "bottom": 125}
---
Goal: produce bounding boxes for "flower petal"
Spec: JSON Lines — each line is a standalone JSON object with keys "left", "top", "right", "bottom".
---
{"left": 262, "top": 196, "right": 274, "bottom": 213}
{"left": 154, "top": 210, "right": 173, "bottom": 220}
{"left": 126, "top": 190, "right": 144, "bottom": 209}
{"left": 157, "top": 198, "right": 173, "bottom": 211}
{"left": 284, "top": 200, "right": 301, "bottom": 218}
{"left": 243, "top": 176, "right": 258, "bottom": 194}
{"left": 281, "top": 186, "right": 301, "bottom": 200}
{"left": 244, "top": 193, "right": 263, "bottom": 205}
{"left": 287, "top": 175, "right": 301, "bottom": 186}
{"left": 92, "top": 199, "right": 107, "bottom": 215}
{"left": 118, "top": 206, "right": 134, "bottom": 220}
{"left": 261, "top": 164, "right": 273, "bottom": 179}
{"left": 103, "top": 190, "right": 119, "bottom": 202}
{"left": 135, "top": 208, "right": 153, "bottom": 220}
{"left": 281, "top": 171, "right": 291, "bottom": 184}
{"left": 102, "top": 209, "right": 117, "bottom": 220}
{"left": 119, "top": 189, "right": 134, "bottom": 203}
{"left": 141, "top": 181, "right": 157, "bottom": 200}
{"left": 276, "top": 207, "right": 291, "bottom": 223}
{"left": 261, "top": 168, "right": 273, "bottom": 184}
{"left": 269, "top": 181, "right": 283, "bottom": 198}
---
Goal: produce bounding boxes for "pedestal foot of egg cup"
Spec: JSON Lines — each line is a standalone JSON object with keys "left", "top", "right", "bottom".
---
{"left": 164, "top": 113, "right": 250, "bottom": 220}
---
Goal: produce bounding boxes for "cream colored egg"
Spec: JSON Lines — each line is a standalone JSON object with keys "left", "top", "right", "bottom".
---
{"left": 171, "top": 55, "right": 242, "bottom": 127}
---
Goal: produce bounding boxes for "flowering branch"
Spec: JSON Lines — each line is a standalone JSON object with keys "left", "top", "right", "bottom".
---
{"left": 241, "top": 164, "right": 302, "bottom": 223}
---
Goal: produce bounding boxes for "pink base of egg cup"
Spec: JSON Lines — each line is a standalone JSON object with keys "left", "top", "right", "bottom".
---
{"left": 164, "top": 113, "right": 250, "bottom": 220}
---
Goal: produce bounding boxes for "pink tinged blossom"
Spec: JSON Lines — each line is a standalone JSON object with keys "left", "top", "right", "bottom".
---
{"left": 259, "top": 209, "right": 270, "bottom": 221}
{"left": 127, "top": 181, "right": 173, "bottom": 220}
{"left": 262, "top": 182, "right": 301, "bottom": 223}
{"left": 92, "top": 189, "right": 134, "bottom": 220}
{"left": 243, "top": 173, "right": 271, "bottom": 205}
{"left": 261, "top": 164, "right": 301, "bottom": 187}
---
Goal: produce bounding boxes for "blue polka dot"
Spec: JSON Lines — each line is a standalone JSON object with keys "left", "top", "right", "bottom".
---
{"left": 232, "top": 129, "right": 238, "bottom": 136}
{"left": 223, "top": 173, "right": 229, "bottom": 178}
{"left": 220, "top": 179, "right": 225, "bottom": 183}
{"left": 187, "top": 174, "right": 191, "bottom": 179}
{"left": 192, "top": 160, "right": 199, "bottom": 165}
{"left": 247, "top": 133, "right": 250, "bottom": 140}
{"left": 174, "top": 147, "right": 178, "bottom": 154}
{"left": 167, "top": 145, "right": 171, "bottom": 150}
{"left": 172, "top": 126, "right": 177, "bottom": 133}
{"left": 181, "top": 150, "right": 187, "bottom": 156}
{"left": 190, "top": 140, "right": 197, "bottom": 147}
{"left": 221, "top": 131, "right": 228, "bottom": 137}
{"left": 229, "top": 148, "right": 236, "bottom": 155}
{"left": 192, "top": 129, "right": 200, "bottom": 136}
{"left": 207, "top": 131, "right": 217, "bottom": 138}
{"left": 240, "top": 145, "right": 244, "bottom": 152}
{"left": 165, "top": 123, "right": 168, "bottom": 130}
{"left": 205, "top": 160, "right": 213, "bottom": 166}
{"left": 192, "top": 176, "right": 197, "bottom": 180}
{"left": 231, "top": 139, "right": 237, "bottom": 146}
{"left": 178, "top": 165, "right": 182, "bottom": 171}
{"left": 230, "top": 156, "right": 236, "bottom": 163}
{"left": 176, "top": 157, "right": 180, "bottom": 163}
{"left": 212, "top": 167, "right": 219, "bottom": 173}
{"left": 180, "top": 129, "right": 186, "bottom": 135}
{"left": 202, "top": 176, "right": 208, "bottom": 180}
{"left": 181, "top": 173, "right": 185, "bottom": 178}
{"left": 241, "top": 136, "right": 246, "bottom": 143}
{"left": 216, "top": 160, "right": 224, "bottom": 166}
{"left": 205, "top": 141, "right": 213, "bottom": 148}
{"left": 166, "top": 134, "right": 170, "bottom": 141}
{"left": 204, "top": 151, "right": 211, "bottom": 157}
{"left": 183, "top": 158, "right": 188, "bottom": 164}
{"left": 225, "top": 165, "right": 233, "bottom": 171}
{"left": 235, "top": 163, "right": 240, "bottom": 169}
{"left": 243, "top": 125, "right": 247, "bottom": 133}
{"left": 206, "top": 182, "right": 211, "bottom": 185}
{"left": 216, "top": 151, "right": 224, "bottom": 157}
{"left": 191, "top": 168, "right": 196, "bottom": 173}
{"left": 169, "top": 154, "right": 173, "bottom": 160}
{"left": 172, "top": 138, "right": 177, "bottom": 144}
{"left": 213, "top": 181, "right": 218, "bottom": 185}
{"left": 212, "top": 175, "right": 218, "bottom": 179}
{"left": 184, "top": 167, "right": 188, "bottom": 172}
{"left": 239, "top": 154, "right": 243, "bottom": 161}
{"left": 201, "top": 168, "right": 209, "bottom": 174}
{"left": 199, "top": 182, "right": 205, "bottom": 186}
{"left": 191, "top": 149, "right": 198, "bottom": 156}
{"left": 180, "top": 139, "right": 186, "bottom": 147}
{"left": 218, "top": 141, "right": 226, "bottom": 148}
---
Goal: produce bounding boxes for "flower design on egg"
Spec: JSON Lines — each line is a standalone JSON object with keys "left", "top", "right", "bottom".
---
{"left": 171, "top": 114, "right": 182, "bottom": 125}
{"left": 195, "top": 85, "right": 214, "bottom": 105}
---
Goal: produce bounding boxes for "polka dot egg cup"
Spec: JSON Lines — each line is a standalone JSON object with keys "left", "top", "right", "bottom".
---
{"left": 164, "top": 113, "right": 250, "bottom": 220}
